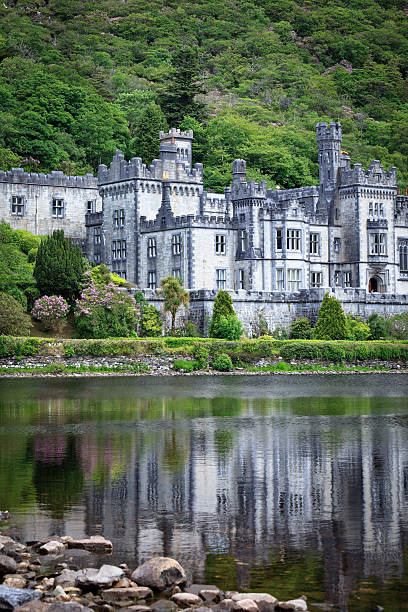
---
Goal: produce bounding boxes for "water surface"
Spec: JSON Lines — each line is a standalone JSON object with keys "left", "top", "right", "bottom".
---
{"left": 1, "top": 374, "right": 408, "bottom": 612}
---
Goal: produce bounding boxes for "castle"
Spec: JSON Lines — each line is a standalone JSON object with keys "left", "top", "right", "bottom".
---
{"left": 2, "top": 121, "right": 408, "bottom": 332}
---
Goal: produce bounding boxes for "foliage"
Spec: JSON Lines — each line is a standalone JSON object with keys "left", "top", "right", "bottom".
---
{"left": 173, "top": 359, "right": 199, "bottom": 372}
{"left": 74, "top": 273, "right": 137, "bottom": 338}
{"left": 272, "top": 326, "right": 289, "bottom": 340}
{"left": 211, "top": 315, "right": 244, "bottom": 341}
{"left": 0, "top": 292, "right": 32, "bottom": 336}
{"left": 159, "top": 276, "right": 189, "bottom": 337}
{"left": 313, "top": 293, "right": 347, "bottom": 340}
{"left": 212, "top": 353, "right": 233, "bottom": 371}
{"left": 387, "top": 312, "right": 408, "bottom": 340}
{"left": 90, "top": 264, "right": 129, "bottom": 287}
{"left": 34, "top": 230, "right": 86, "bottom": 302}
{"left": 184, "top": 320, "right": 200, "bottom": 337}
{"left": 345, "top": 314, "right": 371, "bottom": 341}
{"left": 193, "top": 343, "right": 210, "bottom": 369}
{"left": 0, "top": 221, "right": 36, "bottom": 308}
{"left": 367, "top": 312, "right": 390, "bottom": 340}
{"left": 209, "top": 291, "right": 236, "bottom": 337}
{"left": 141, "top": 304, "right": 163, "bottom": 337}
{"left": 31, "top": 295, "right": 69, "bottom": 331}
{"left": 129, "top": 103, "right": 168, "bottom": 164}
{"left": 289, "top": 317, "right": 313, "bottom": 339}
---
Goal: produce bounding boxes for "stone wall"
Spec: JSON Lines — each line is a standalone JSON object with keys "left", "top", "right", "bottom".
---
{"left": 135, "top": 287, "right": 408, "bottom": 337}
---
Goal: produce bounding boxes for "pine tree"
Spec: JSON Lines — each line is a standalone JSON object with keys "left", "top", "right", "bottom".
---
{"left": 313, "top": 292, "right": 347, "bottom": 340}
{"left": 33, "top": 230, "right": 86, "bottom": 302}
{"left": 209, "top": 290, "right": 236, "bottom": 337}
{"left": 129, "top": 103, "right": 168, "bottom": 164}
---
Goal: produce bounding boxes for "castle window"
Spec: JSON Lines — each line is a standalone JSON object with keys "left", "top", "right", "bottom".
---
{"left": 86, "top": 200, "right": 95, "bottom": 214}
{"left": 113, "top": 210, "right": 119, "bottom": 227}
{"left": 11, "top": 195, "right": 24, "bottom": 216}
{"left": 240, "top": 230, "right": 246, "bottom": 252}
{"left": 369, "top": 233, "right": 386, "bottom": 256}
{"left": 310, "top": 271, "right": 322, "bottom": 287}
{"left": 122, "top": 240, "right": 127, "bottom": 259}
{"left": 52, "top": 198, "right": 65, "bottom": 218}
{"left": 286, "top": 229, "right": 301, "bottom": 251}
{"left": 216, "top": 268, "right": 226, "bottom": 290}
{"left": 399, "top": 241, "right": 408, "bottom": 272}
{"left": 94, "top": 254, "right": 101, "bottom": 263}
{"left": 379, "top": 203, "right": 384, "bottom": 216}
{"left": 237, "top": 269, "right": 245, "bottom": 290}
{"left": 276, "top": 229, "right": 283, "bottom": 250}
{"left": 334, "top": 270, "right": 341, "bottom": 285}
{"left": 148, "top": 237, "right": 157, "bottom": 258}
{"left": 276, "top": 269, "right": 284, "bottom": 291}
{"left": 215, "top": 234, "right": 226, "bottom": 255}
{"left": 369, "top": 202, "right": 373, "bottom": 216}
{"left": 148, "top": 271, "right": 157, "bottom": 290}
{"left": 94, "top": 227, "right": 101, "bottom": 245}
{"left": 344, "top": 271, "right": 352, "bottom": 287}
{"left": 309, "top": 233, "right": 320, "bottom": 255}
{"left": 172, "top": 268, "right": 181, "bottom": 279}
{"left": 287, "top": 269, "right": 301, "bottom": 292}
{"left": 120, "top": 209, "right": 125, "bottom": 227}
{"left": 240, "top": 214, "right": 246, "bottom": 222}
{"left": 172, "top": 234, "right": 182, "bottom": 255}
{"left": 112, "top": 239, "right": 122, "bottom": 260}
{"left": 334, "top": 238, "right": 341, "bottom": 253}
{"left": 374, "top": 202, "right": 379, "bottom": 216}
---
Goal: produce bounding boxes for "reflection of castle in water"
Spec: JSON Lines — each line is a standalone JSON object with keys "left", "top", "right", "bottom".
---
{"left": 75, "top": 405, "right": 408, "bottom": 606}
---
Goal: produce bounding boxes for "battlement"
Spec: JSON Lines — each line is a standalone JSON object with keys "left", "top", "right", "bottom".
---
{"left": 0, "top": 168, "right": 97, "bottom": 188}
{"left": 159, "top": 128, "right": 194, "bottom": 141}
{"left": 316, "top": 121, "right": 342, "bottom": 143}
{"left": 232, "top": 179, "right": 267, "bottom": 201}
{"left": 367, "top": 218, "right": 388, "bottom": 229}
{"left": 339, "top": 160, "right": 397, "bottom": 187}
{"left": 140, "top": 212, "right": 232, "bottom": 232}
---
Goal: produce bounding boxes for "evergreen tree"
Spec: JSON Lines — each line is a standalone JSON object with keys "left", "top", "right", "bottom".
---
{"left": 129, "top": 103, "right": 168, "bottom": 164}
{"left": 313, "top": 292, "right": 347, "bottom": 340}
{"left": 209, "top": 290, "right": 235, "bottom": 337}
{"left": 159, "top": 276, "right": 189, "bottom": 337}
{"left": 34, "top": 230, "right": 86, "bottom": 302}
{"left": 160, "top": 46, "right": 205, "bottom": 126}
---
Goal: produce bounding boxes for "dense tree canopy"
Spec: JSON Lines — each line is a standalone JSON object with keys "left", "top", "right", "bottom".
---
{"left": 0, "top": 0, "right": 407, "bottom": 189}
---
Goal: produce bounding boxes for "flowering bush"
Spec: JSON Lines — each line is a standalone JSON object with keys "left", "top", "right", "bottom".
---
{"left": 31, "top": 295, "right": 69, "bottom": 331}
{"left": 74, "top": 272, "right": 138, "bottom": 338}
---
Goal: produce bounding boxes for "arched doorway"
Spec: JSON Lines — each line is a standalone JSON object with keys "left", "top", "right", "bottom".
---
{"left": 368, "top": 277, "right": 379, "bottom": 293}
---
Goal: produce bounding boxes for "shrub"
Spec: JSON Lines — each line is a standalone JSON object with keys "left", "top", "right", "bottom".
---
{"left": 32, "top": 295, "right": 69, "bottom": 331}
{"left": 0, "top": 336, "right": 41, "bottom": 357}
{"left": 313, "top": 293, "right": 347, "bottom": 340}
{"left": 367, "top": 313, "right": 390, "bottom": 340}
{"left": 27, "top": 247, "right": 38, "bottom": 263}
{"left": 14, "top": 230, "right": 41, "bottom": 255}
{"left": 345, "top": 314, "right": 371, "bottom": 341}
{"left": 193, "top": 343, "right": 210, "bottom": 369}
{"left": 184, "top": 320, "right": 200, "bottom": 337}
{"left": 212, "top": 353, "right": 233, "bottom": 371}
{"left": 140, "top": 304, "right": 162, "bottom": 337}
{"left": 211, "top": 315, "right": 243, "bottom": 340}
{"left": 0, "top": 292, "right": 32, "bottom": 336}
{"left": 209, "top": 291, "right": 235, "bottom": 337}
{"left": 289, "top": 317, "right": 313, "bottom": 339}
{"left": 159, "top": 276, "right": 189, "bottom": 336}
{"left": 387, "top": 312, "right": 408, "bottom": 340}
{"left": 280, "top": 342, "right": 321, "bottom": 361}
{"left": 272, "top": 326, "right": 288, "bottom": 339}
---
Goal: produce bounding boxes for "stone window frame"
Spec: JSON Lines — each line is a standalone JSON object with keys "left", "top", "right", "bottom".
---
{"left": 240, "top": 229, "right": 246, "bottom": 252}
{"left": 368, "top": 232, "right": 387, "bottom": 256}
{"left": 172, "top": 233, "right": 182, "bottom": 255}
{"left": 52, "top": 197, "right": 65, "bottom": 219}
{"left": 287, "top": 268, "right": 301, "bottom": 292}
{"left": 309, "top": 232, "right": 320, "bottom": 256}
{"left": 310, "top": 271, "right": 322, "bottom": 287}
{"left": 286, "top": 229, "right": 301, "bottom": 251}
{"left": 276, "top": 228, "right": 283, "bottom": 251}
{"left": 398, "top": 239, "right": 408, "bottom": 274}
{"left": 216, "top": 268, "right": 226, "bottom": 290}
{"left": 344, "top": 271, "right": 352, "bottom": 287}
{"left": 237, "top": 268, "right": 245, "bottom": 290}
{"left": 112, "top": 239, "right": 122, "bottom": 260}
{"left": 148, "top": 270, "right": 157, "bottom": 290}
{"left": 10, "top": 195, "right": 26, "bottom": 216}
{"left": 276, "top": 268, "right": 284, "bottom": 291}
{"left": 172, "top": 268, "right": 181, "bottom": 279}
{"left": 86, "top": 200, "right": 95, "bottom": 214}
{"left": 121, "top": 240, "right": 127, "bottom": 260}
{"left": 215, "top": 233, "right": 227, "bottom": 255}
{"left": 334, "top": 237, "right": 341, "bottom": 253}
{"left": 94, "top": 227, "right": 101, "bottom": 245}
{"left": 120, "top": 209, "right": 125, "bottom": 228}
{"left": 148, "top": 237, "right": 157, "bottom": 258}
{"left": 94, "top": 253, "right": 101, "bottom": 264}
{"left": 334, "top": 270, "right": 341, "bottom": 285}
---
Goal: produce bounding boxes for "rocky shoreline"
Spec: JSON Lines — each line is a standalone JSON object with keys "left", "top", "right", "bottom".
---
{"left": 0, "top": 534, "right": 310, "bottom": 612}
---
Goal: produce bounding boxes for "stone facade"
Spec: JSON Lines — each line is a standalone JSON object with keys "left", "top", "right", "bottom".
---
{"left": 0, "top": 168, "right": 101, "bottom": 247}
{"left": 88, "top": 122, "right": 408, "bottom": 298}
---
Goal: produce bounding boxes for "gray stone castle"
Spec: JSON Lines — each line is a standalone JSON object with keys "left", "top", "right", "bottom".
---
{"left": 2, "top": 121, "right": 408, "bottom": 332}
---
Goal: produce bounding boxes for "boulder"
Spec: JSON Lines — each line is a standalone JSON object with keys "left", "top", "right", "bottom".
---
{"left": 199, "top": 589, "right": 222, "bottom": 603}
{"left": 234, "top": 600, "right": 259, "bottom": 612}
{"left": 0, "top": 555, "right": 18, "bottom": 575}
{"left": 126, "top": 607, "right": 151, "bottom": 612}
{"left": 101, "top": 587, "right": 153, "bottom": 603}
{"left": 39, "top": 543, "right": 66, "bottom": 556}
{"left": 185, "top": 585, "right": 219, "bottom": 596}
{"left": 276, "top": 597, "right": 307, "bottom": 612}
{"left": 14, "top": 602, "right": 50, "bottom": 612}
{"left": 2, "top": 576, "right": 27, "bottom": 589}
{"left": 75, "top": 566, "right": 124, "bottom": 590}
{"left": 131, "top": 558, "right": 186, "bottom": 591}
{"left": 0, "top": 585, "right": 41, "bottom": 610}
{"left": 231, "top": 594, "right": 277, "bottom": 611}
{"left": 67, "top": 538, "right": 112, "bottom": 554}
{"left": 0, "top": 539, "right": 15, "bottom": 548}
{"left": 218, "top": 600, "right": 237, "bottom": 611}
{"left": 170, "top": 593, "right": 202, "bottom": 609}
{"left": 48, "top": 604, "right": 93, "bottom": 612}
{"left": 149, "top": 599, "right": 178, "bottom": 612}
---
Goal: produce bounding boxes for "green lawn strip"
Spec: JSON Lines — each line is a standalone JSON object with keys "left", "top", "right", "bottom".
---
{"left": 0, "top": 363, "right": 148, "bottom": 375}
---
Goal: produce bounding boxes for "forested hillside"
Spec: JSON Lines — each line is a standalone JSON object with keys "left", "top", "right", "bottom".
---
{"left": 1, "top": 0, "right": 408, "bottom": 191}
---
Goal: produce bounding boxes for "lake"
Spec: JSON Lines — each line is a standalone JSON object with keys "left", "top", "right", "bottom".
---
{"left": 0, "top": 374, "right": 408, "bottom": 611}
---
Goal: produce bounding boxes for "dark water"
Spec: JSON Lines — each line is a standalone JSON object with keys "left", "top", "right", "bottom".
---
{"left": 1, "top": 374, "right": 408, "bottom": 611}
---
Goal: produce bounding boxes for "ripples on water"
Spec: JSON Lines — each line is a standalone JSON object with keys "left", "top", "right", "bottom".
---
{"left": 0, "top": 374, "right": 408, "bottom": 612}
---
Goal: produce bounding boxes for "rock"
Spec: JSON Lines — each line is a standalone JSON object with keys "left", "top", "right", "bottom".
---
{"left": 14, "top": 602, "right": 50, "bottom": 612}
{"left": 126, "top": 607, "right": 151, "bottom": 612}
{"left": 101, "top": 587, "right": 153, "bottom": 603}
{"left": 30, "top": 539, "right": 64, "bottom": 552}
{"left": 185, "top": 585, "right": 220, "bottom": 596}
{"left": 55, "top": 572, "right": 80, "bottom": 589}
{"left": 41, "top": 579, "right": 54, "bottom": 590}
{"left": 0, "top": 513, "right": 11, "bottom": 522}
{"left": 218, "top": 600, "right": 237, "bottom": 611}
{"left": 0, "top": 539, "right": 15, "bottom": 548}
{"left": 170, "top": 593, "right": 202, "bottom": 608}
{"left": 234, "top": 600, "right": 258, "bottom": 612}
{"left": 2, "top": 575, "right": 27, "bottom": 589}
{"left": 0, "top": 585, "right": 41, "bottom": 610}
{"left": 48, "top": 604, "right": 93, "bottom": 612}
{"left": 276, "top": 597, "right": 307, "bottom": 612}
{"left": 131, "top": 558, "right": 186, "bottom": 591}
{"left": 76, "top": 566, "right": 124, "bottom": 591}
{"left": 114, "top": 578, "right": 130, "bottom": 589}
{"left": 149, "top": 600, "right": 178, "bottom": 612}
{"left": 63, "top": 590, "right": 81, "bottom": 597}
{"left": 67, "top": 538, "right": 112, "bottom": 554}
{"left": 0, "top": 555, "right": 18, "bottom": 575}
{"left": 39, "top": 543, "right": 66, "bottom": 556}
{"left": 199, "top": 589, "right": 221, "bottom": 603}
{"left": 231, "top": 594, "right": 277, "bottom": 611}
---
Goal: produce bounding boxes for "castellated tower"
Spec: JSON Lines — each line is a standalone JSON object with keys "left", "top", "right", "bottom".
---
{"left": 316, "top": 121, "right": 342, "bottom": 207}
{"left": 159, "top": 128, "right": 194, "bottom": 168}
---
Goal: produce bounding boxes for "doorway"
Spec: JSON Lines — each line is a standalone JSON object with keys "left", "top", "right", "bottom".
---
{"left": 368, "top": 277, "right": 379, "bottom": 293}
